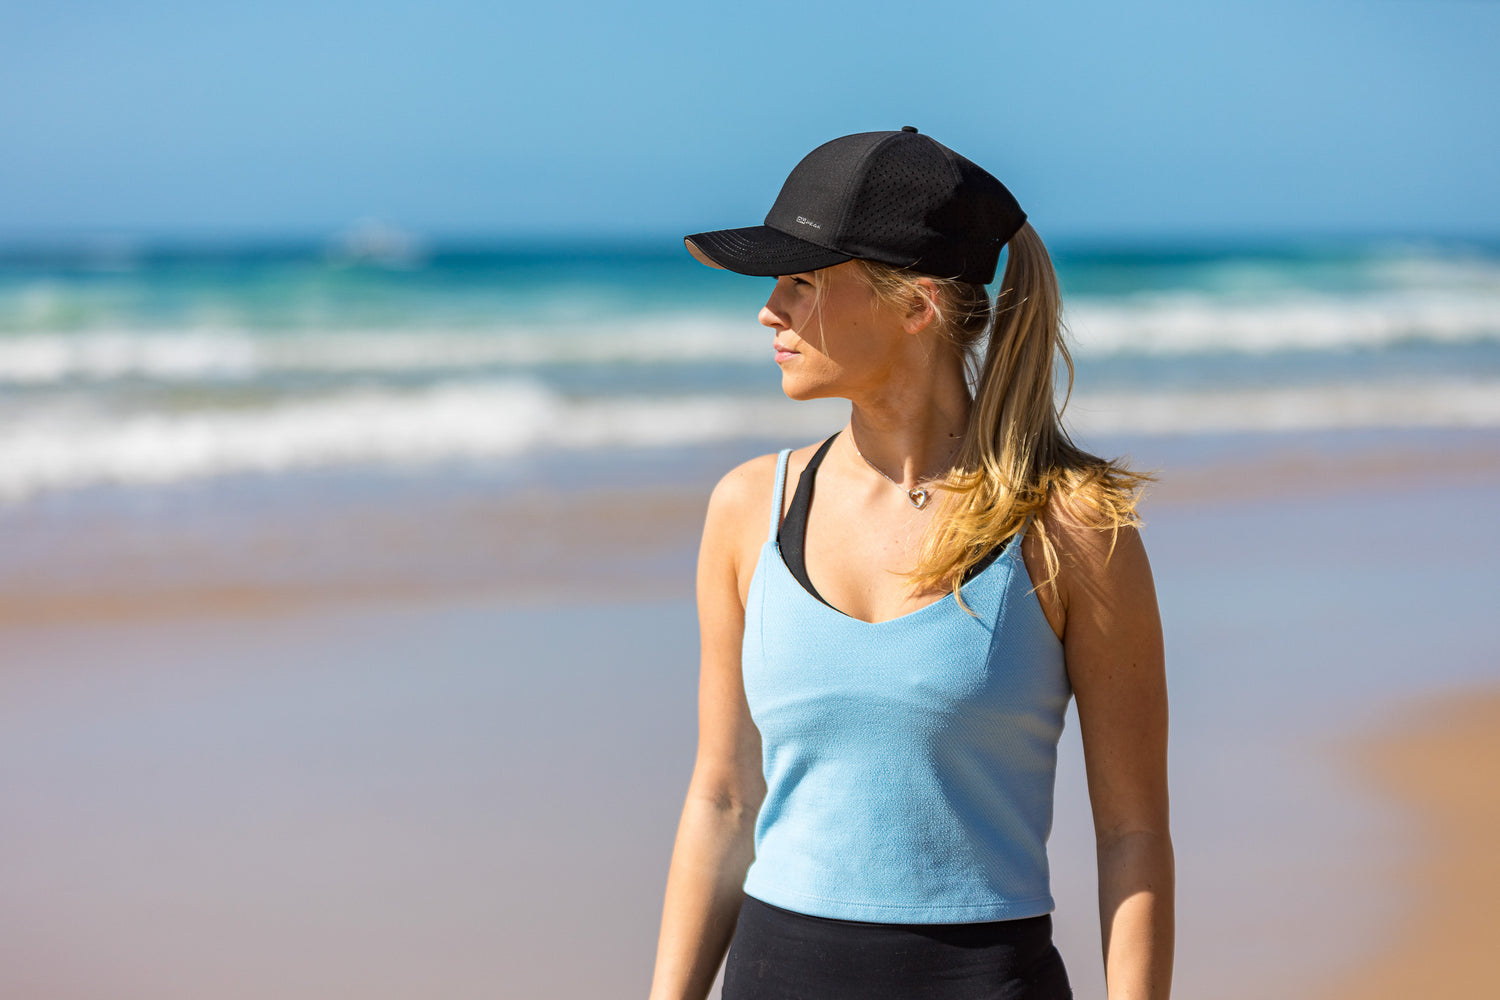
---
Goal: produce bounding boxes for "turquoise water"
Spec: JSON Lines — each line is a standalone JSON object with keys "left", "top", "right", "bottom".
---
{"left": 2, "top": 237, "right": 1498, "bottom": 501}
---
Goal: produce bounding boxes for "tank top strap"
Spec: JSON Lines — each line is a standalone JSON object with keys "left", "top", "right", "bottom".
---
{"left": 768, "top": 449, "right": 792, "bottom": 543}
{"left": 1001, "top": 514, "right": 1036, "bottom": 566}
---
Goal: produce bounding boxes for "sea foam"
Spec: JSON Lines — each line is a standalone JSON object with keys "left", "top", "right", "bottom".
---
{"left": 3, "top": 377, "right": 1498, "bottom": 501}
{"left": 3, "top": 292, "right": 1498, "bottom": 387}
{"left": 1066, "top": 290, "right": 1500, "bottom": 356}
{"left": 0, "top": 380, "right": 838, "bottom": 500}
{"left": 0, "top": 316, "right": 762, "bottom": 385}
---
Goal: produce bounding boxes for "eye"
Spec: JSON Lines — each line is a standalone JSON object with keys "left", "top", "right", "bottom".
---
{"left": 789, "top": 276, "right": 812, "bottom": 287}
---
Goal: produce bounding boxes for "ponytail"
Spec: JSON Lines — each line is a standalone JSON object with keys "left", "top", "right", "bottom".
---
{"left": 856, "top": 224, "right": 1149, "bottom": 603}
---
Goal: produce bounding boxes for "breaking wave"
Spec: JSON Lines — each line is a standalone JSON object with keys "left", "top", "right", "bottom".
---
{"left": 4, "top": 377, "right": 1498, "bottom": 501}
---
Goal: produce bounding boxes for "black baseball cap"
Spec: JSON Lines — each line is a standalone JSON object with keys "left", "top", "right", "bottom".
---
{"left": 685, "top": 127, "right": 1025, "bottom": 286}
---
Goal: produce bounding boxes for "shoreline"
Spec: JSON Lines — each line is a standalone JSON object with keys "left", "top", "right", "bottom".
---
{"left": 3, "top": 427, "right": 1496, "bottom": 630}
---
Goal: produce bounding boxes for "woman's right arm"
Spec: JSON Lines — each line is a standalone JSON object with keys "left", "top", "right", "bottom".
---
{"left": 648, "top": 458, "right": 773, "bottom": 1000}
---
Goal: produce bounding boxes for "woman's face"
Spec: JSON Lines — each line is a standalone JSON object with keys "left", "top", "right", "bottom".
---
{"left": 759, "top": 261, "right": 910, "bottom": 401}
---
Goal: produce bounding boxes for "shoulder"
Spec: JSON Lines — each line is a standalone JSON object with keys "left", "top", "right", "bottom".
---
{"left": 704, "top": 452, "right": 780, "bottom": 531}
{"left": 700, "top": 445, "right": 820, "bottom": 604}
{"left": 1024, "top": 488, "right": 1155, "bottom": 639}
{"left": 703, "top": 439, "right": 829, "bottom": 529}
{"left": 1042, "top": 490, "right": 1146, "bottom": 565}
{"left": 700, "top": 451, "right": 784, "bottom": 572}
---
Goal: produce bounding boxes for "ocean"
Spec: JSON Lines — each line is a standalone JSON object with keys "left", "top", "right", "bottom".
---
{"left": 2, "top": 235, "right": 1499, "bottom": 503}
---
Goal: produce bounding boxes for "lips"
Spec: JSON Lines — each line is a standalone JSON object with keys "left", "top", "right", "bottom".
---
{"left": 774, "top": 341, "right": 799, "bottom": 363}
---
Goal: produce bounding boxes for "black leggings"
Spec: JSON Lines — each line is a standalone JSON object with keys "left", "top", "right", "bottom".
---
{"left": 722, "top": 896, "right": 1072, "bottom": 1000}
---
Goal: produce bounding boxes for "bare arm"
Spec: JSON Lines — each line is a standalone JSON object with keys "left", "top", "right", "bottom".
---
{"left": 648, "top": 459, "right": 772, "bottom": 1000}
{"left": 1046, "top": 514, "right": 1174, "bottom": 999}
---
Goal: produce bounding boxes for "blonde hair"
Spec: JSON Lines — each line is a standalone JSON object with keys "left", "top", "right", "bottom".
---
{"left": 852, "top": 224, "right": 1150, "bottom": 601}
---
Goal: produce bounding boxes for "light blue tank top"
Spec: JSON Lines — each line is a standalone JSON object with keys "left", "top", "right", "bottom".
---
{"left": 740, "top": 448, "right": 1071, "bottom": 923}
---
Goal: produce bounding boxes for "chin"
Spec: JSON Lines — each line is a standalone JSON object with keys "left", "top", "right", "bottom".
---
{"left": 780, "top": 373, "right": 835, "bottom": 402}
{"left": 778, "top": 358, "right": 848, "bottom": 401}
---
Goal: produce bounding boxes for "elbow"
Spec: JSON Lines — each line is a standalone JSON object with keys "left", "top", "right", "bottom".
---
{"left": 697, "top": 789, "right": 762, "bottom": 826}
{"left": 1097, "top": 824, "right": 1174, "bottom": 866}
{"left": 1096, "top": 826, "right": 1175, "bottom": 896}
{"left": 685, "top": 772, "right": 765, "bottom": 828}
{"left": 1097, "top": 822, "right": 1172, "bottom": 853}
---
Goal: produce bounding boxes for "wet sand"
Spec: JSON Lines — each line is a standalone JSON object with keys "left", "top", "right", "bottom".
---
{"left": 1, "top": 428, "right": 1497, "bottom": 998}
{"left": 0, "top": 483, "right": 708, "bottom": 626}
{"left": 6, "top": 427, "right": 1496, "bottom": 628}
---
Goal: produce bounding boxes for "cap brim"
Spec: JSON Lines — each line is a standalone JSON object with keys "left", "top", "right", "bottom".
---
{"left": 683, "top": 225, "right": 852, "bottom": 277}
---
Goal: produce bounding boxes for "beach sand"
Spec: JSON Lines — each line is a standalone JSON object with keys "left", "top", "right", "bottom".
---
{"left": 0, "top": 483, "right": 709, "bottom": 626}
{"left": 1, "top": 428, "right": 1497, "bottom": 998}
{"left": 1317, "top": 688, "right": 1500, "bottom": 1000}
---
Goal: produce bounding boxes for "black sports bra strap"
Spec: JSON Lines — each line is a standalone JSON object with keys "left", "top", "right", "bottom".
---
{"left": 778, "top": 431, "right": 1008, "bottom": 609}
{"left": 778, "top": 433, "right": 839, "bottom": 608}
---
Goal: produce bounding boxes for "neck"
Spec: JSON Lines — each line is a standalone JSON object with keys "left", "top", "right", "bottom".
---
{"left": 844, "top": 350, "right": 971, "bottom": 487}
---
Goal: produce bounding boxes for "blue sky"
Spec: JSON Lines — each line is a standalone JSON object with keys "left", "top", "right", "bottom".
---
{"left": 2, "top": 0, "right": 1497, "bottom": 241}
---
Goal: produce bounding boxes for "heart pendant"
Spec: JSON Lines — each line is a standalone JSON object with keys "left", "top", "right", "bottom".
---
{"left": 908, "top": 488, "right": 930, "bottom": 509}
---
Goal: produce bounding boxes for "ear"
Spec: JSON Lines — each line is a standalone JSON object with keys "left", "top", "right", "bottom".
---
{"left": 901, "top": 278, "right": 940, "bottom": 335}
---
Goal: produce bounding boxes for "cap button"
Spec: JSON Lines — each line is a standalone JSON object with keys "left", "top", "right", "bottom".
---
{"left": 901, "top": 125, "right": 918, "bottom": 133}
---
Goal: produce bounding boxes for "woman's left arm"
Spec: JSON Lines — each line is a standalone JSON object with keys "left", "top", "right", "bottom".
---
{"left": 1051, "top": 515, "right": 1174, "bottom": 999}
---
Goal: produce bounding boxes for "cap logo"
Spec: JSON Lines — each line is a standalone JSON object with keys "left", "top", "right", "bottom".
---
{"left": 794, "top": 215, "right": 822, "bottom": 230}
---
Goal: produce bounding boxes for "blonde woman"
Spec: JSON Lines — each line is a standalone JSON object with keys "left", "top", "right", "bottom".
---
{"left": 649, "top": 128, "right": 1172, "bottom": 1000}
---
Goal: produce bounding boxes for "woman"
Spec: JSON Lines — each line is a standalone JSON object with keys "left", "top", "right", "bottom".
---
{"left": 649, "top": 128, "right": 1172, "bottom": 1000}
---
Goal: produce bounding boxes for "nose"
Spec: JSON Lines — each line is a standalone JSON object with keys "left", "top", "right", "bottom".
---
{"left": 759, "top": 286, "right": 789, "bottom": 330}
